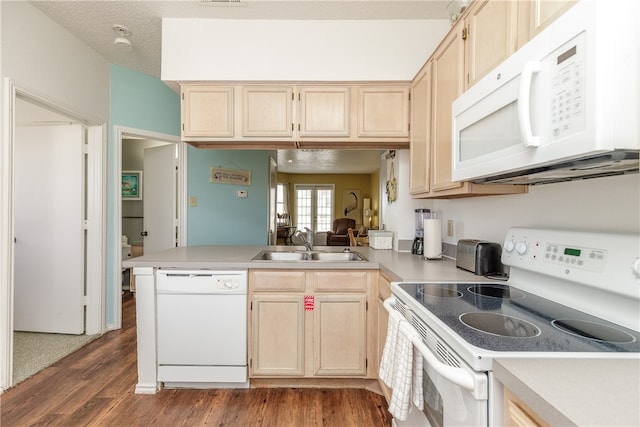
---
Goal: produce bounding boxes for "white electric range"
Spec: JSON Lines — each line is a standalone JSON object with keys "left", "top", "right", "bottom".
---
{"left": 387, "top": 227, "right": 640, "bottom": 427}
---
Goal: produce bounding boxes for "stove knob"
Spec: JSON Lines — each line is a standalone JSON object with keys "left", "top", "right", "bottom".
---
{"left": 632, "top": 257, "right": 640, "bottom": 279}
{"left": 504, "top": 239, "right": 516, "bottom": 253}
{"left": 516, "top": 241, "right": 529, "bottom": 255}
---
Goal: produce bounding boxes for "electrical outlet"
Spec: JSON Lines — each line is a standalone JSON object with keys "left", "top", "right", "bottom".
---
{"left": 447, "top": 220, "right": 454, "bottom": 237}
{"left": 189, "top": 196, "right": 197, "bottom": 207}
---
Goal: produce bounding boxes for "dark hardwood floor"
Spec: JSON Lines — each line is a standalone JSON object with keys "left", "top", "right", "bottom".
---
{"left": 1, "top": 292, "right": 392, "bottom": 426}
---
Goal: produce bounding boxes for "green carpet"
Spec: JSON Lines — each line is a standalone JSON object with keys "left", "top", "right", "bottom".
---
{"left": 12, "top": 331, "right": 98, "bottom": 385}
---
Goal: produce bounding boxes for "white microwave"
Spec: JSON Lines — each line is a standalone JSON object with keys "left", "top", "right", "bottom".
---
{"left": 452, "top": 0, "right": 639, "bottom": 185}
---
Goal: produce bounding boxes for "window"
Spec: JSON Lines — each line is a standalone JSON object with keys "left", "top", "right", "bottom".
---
{"left": 276, "top": 183, "right": 289, "bottom": 225}
{"left": 294, "top": 184, "right": 334, "bottom": 232}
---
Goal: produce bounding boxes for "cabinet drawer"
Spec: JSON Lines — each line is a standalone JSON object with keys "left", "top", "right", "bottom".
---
{"left": 310, "top": 271, "right": 368, "bottom": 293}
{"left": 250, "top": 270, "right": 306, "bottom": 292}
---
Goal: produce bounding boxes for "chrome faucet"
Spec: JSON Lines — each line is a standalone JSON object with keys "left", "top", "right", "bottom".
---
{"left": 294, "top": 227, "right": 314, "bottom": 251}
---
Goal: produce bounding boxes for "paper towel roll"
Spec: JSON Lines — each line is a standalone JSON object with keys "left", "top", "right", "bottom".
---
{"left": 423, "top": 218, "right": 442, "bottom": 259}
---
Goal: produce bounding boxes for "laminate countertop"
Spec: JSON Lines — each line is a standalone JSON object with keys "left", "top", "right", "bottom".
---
{"left": 122, "top": 244, "right": 482, "bottom": 282}
{"left": 495, "top": 358, "right": 640, "bottom": 427}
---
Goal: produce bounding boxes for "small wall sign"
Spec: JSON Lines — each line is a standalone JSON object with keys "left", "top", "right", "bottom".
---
{"left": 210, "top": 167, "right": 251, "bottom": 186}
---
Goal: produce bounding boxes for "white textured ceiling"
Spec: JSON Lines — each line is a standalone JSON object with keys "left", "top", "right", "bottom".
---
{"left": 29, "top": 0, "right": 448, "bottom": 174}
{"left": 30, "top": 0, "right": 449, "bottom": 80}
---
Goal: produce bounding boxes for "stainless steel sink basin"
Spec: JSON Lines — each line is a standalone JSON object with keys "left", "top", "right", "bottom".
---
{"left": 252, "top": 250, "right": 367, "bottom": 262}
{"left": 254, "top": 251, "right": 311, "bottom": 261}
{"left": 309, "top": 252, "right": 367, "bottom": 261}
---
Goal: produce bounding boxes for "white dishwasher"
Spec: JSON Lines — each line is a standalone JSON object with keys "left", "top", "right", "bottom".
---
{"left": 156, "top": 269, "right": 249, "bottom": 388}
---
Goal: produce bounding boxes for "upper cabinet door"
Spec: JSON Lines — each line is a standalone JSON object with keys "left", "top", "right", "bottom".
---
{"left": 357, "top": 86, "right": 410, "bottom": 138}
{"left": 242, "top": 86, "right": 294, "bottom": 137}
{"left": 430, "top": 20, "right": 465, "bottom": 192}
{"left": 181, "top": 86, "right": 234, "bottom": 138}
{"left": 517, "top": 0, "right": 578, "bottom": 49}
{"left": 297, "top": 87, "right": 350, "bottom": 137}
{"left": 464, "top": 0, "right": 518, "bottom": 89}
{"left": 409, "top": 63, "right": 432, "bottom": 195}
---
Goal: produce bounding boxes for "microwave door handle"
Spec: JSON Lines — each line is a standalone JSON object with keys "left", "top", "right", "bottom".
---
{"left": 383, "top": 297, "right": 476, "bottom": 392}
{"left": 518, "top": 60, "right": 542, "bottom": 147}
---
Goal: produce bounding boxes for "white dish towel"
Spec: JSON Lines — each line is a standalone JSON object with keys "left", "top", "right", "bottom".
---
{"left": 379, "top": 309, "right": 402, "bottom": 387}
{"left": 379, "top": 312, "right": 424, "bottom": 421}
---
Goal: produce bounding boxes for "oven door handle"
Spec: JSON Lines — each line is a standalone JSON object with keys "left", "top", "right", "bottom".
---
{"left": 383, "top": 297, "right": 476, "bottom": 392}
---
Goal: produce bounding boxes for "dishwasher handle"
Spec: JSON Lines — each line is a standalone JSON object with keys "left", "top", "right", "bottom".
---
{"left": 156, "top": 270, "right": 248, "bottom": 294}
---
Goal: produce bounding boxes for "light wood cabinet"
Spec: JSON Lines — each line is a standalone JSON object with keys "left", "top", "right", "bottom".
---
{"left": 313, "top": 294, "right": 367, "bottom": 376}
{"left": 464, "top": 0, "right": 518, "bottom": 89}
{"left": 409, "top": 1, "right": 527, "bottom": 199}
{"left": 409, "top": 62, "right": 431, "bottom": 195}
{"left": 430, "top": 19, "right": 466, "bottom": 193}
{"left": 242, "top": 86, "right": 294, "bottom": 137}
{"left": 376, "top": 272, "right": 393, "bottom": 402}
{"left": 181, "top": 83, "right": 410, "bottom": 148}
{"left": 181, "top": 86, "right": 234, "bottom": 137}
{"left": 251, "top": 295, "right": 305, "bottom": 376}
{"left": 249, "top": 269, "right": 375, "bottom": 379}
{"left": 504, "top": 387, "right": 550, "bottom": 427}
{"left": 298, "top": 86, "right": 350, "bottom": 138}
{"left": 357, "top": 86, "right": 410, "bottom": 138}
{"left": 517, "top": 1, "right": 578, "bottom": 49}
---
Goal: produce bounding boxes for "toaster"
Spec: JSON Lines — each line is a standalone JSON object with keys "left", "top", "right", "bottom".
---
{"left": 456, "top": 239, "right": 503, "bottom": 275}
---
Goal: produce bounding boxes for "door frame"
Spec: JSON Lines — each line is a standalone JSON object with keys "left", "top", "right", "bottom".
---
{"left": 112, "top": 126, "right": 186, "bottom": 329}
{"left": 0, "top": 78, "right": 106, "bottom": 392}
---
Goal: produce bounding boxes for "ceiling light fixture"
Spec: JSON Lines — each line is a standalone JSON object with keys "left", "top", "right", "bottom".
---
{"left": 113, "top": 24, "right": 132, "bottom": 52}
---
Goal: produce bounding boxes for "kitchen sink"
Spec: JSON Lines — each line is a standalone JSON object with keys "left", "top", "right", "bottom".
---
{"left": 252, "top": 250, "right": 367, "bottom": 262}
{"left": 309, "top": 252, "right": 367, "bottom": 261}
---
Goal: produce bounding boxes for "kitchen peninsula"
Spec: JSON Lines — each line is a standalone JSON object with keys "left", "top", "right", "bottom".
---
{"left": 124, "top": 244, "right": 479, "bottom": 393}
{"left": 124, "top": 245, "right": 640, "bottom": 427}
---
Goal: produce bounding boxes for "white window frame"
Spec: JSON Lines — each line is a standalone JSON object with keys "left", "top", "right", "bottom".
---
{"left": 293, "top": 184, "right": 335, "bottom": 233}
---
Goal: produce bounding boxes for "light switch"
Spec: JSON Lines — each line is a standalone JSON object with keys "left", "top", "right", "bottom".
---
{"left": 189, "top": 196, "right": 197, "bottom": 207}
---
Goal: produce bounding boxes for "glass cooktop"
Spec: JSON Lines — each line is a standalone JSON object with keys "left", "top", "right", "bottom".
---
{"left": 396, "top": 282, "right": 640, "bottom": 353}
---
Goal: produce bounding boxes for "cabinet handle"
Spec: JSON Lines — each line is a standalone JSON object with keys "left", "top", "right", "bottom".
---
{"left": 462, "top": 27, "right": 468, "bottom": 40}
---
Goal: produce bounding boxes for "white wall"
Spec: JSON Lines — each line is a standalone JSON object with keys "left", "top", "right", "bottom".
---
{"left": 378, "top": 156, "right": 639, "bottom": 250}
{"left": 1, "top": 2, "right": 109, "bottom": 122}
{"left": 379, "top": 150, "right": 434, "bottom": 250}
{"left": 432, "top": 174, "right": 640, "bottom": 245}
{"left": 0, "top": 1, "right": 110, "bottom": 392}
{"left": 162, "top": 19, "right": 450, "bottom": 81}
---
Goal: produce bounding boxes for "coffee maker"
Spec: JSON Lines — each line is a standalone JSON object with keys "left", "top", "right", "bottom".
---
{"left": 412, "top": 208, "right": 431, "bottom": 255}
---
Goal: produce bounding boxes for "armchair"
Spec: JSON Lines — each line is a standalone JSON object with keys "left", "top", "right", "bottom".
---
{"left": 326, "top": 218, "right": 356, "bottom": 246}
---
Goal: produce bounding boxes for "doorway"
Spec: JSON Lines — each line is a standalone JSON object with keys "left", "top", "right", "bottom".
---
{"left": 1, "top": 86, "right": 106, "bottom": 390}
{"left": 113, "top": 127, "right": 185, "bottom": 328}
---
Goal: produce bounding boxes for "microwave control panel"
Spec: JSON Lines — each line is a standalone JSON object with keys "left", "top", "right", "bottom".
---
{"left": 549, "top": 32, "right": 586, "bottom": 140}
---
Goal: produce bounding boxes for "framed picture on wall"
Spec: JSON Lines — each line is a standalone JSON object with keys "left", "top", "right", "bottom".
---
{"left": 122, "top": 171, "right": 142, "bottom": 200}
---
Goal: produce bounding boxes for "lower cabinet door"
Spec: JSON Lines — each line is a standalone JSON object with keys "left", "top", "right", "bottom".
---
{"left": 313, "top": 294, "right": 367, "bottom": 376}
{"left": 251, "top": 295, "right": 305, "bottom": 376}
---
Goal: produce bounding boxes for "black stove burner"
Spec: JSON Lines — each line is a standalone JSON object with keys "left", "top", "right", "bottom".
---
{"left": 418, "top": 286, "right": 463, "bottom": 299}
{"left": 460, "top": 312, "right": 541, "bottom": 338}
{"left": 467, "top": 284, "right": 525, "bottom": 300}
{"left": 395, "top": 281, "right": 640, "bottom": 354}
{"left": 552, "top": 319, "right": 637, "bottom": 343}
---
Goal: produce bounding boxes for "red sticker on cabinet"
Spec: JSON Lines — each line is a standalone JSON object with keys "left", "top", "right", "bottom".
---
{"left": 304, "top": 295, "right": 314, "bottom": 311}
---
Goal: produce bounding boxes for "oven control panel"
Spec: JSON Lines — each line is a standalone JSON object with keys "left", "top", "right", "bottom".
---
{"left": 502, "top": 227, "right": 639, "bottom": 299}
{"left": 542, "top": 243, "right": 606, "bottom": 272}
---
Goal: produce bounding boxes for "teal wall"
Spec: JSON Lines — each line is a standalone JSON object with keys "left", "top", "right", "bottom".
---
{"left": 187, "top": 147, "right": 271, "bottom": 245}
{"left": 108, "top": 64, "right": 271, "bottom": 325}
{"left": 108, "top": 64, "right": 180, "bottom": 325}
